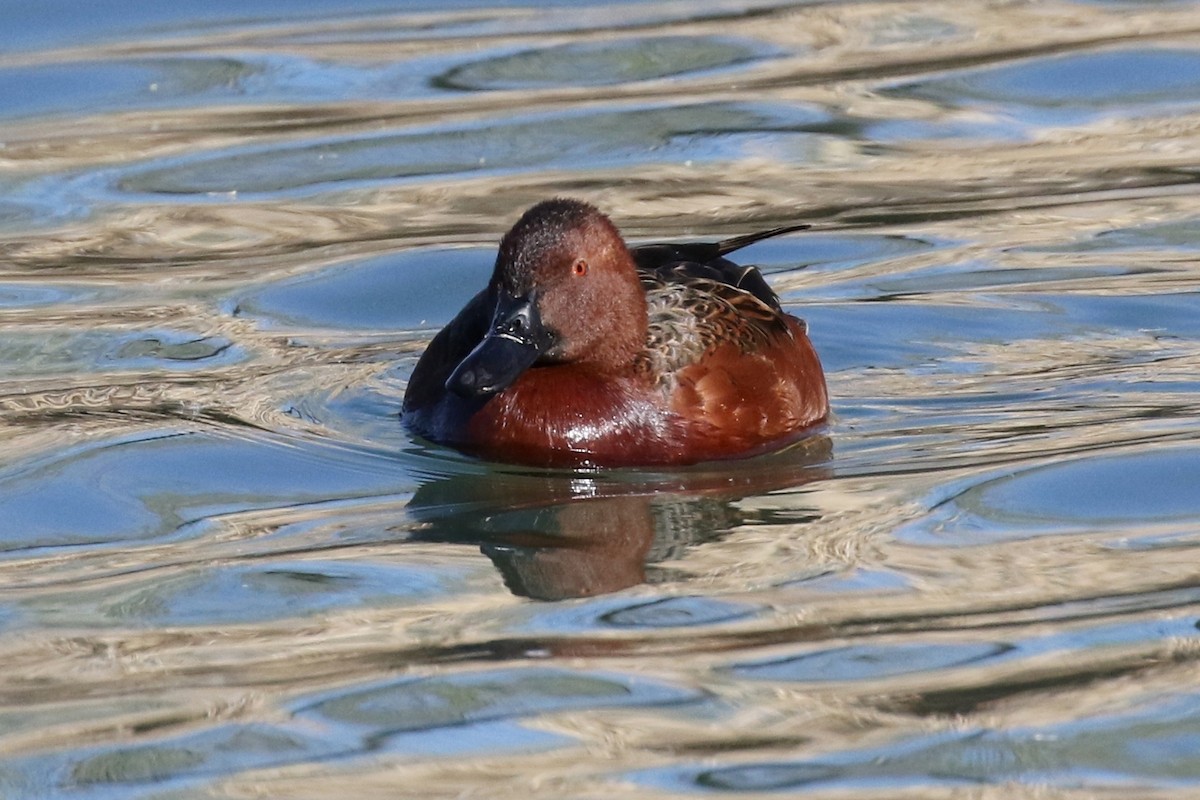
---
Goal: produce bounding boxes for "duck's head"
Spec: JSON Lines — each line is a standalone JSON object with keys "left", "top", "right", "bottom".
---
{"left": 447, "top": 198, "right": 647, "bottom": 397}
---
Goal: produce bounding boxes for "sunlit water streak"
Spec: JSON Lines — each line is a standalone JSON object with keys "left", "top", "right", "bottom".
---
{"left": 1, "top": 0, "right": 1200, "bottom": 797}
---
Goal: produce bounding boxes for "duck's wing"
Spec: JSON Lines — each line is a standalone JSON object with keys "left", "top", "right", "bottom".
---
{"left": 631, "top": 223, "right": 809, "bottom": 311}
{"left": 636, "top": 268, "right": 795, "bottom": 390}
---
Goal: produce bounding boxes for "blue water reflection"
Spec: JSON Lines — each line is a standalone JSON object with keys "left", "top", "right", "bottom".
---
{"left": 234, "top": 247, "right": 493, "bottom": 331}
{"left": 888, "top": 48, "right": 1200, "bottom": 123}
{"left": 0, "top": 430, "right": 413, "bottom": 552}
{"left": 899, "top": 446, "right": 1200, "bottom": 546}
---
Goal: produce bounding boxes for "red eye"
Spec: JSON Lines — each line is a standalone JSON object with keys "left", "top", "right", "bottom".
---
{"left": 572, "top": 259, "right": 588, "bottom": 277}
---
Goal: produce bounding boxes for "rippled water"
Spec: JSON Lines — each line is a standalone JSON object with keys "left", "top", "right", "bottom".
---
{"left": 3, "top": 1, "right": 1200, "bottom": 797}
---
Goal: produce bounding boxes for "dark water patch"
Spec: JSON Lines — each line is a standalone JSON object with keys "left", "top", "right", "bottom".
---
{"left": 0, "top": 328, "right": 240, "bottom": 377}
{"left": 804, "top": 266, "right": 1200, "bottom": 381}
{"left": 297, "top": 667, "right": 700, "bottom": 745}
{"left": 62, "top": 723, "right": 335, "bottom": 791}
{"left": 233, "top": 246, "right": 492, "bottom": 332}
{"left": 0, "top": 605, "right": 23, "bottom": 636}
{"left": 728, "top": 618, "right": 1197, "bottom": 711}
{"left": 898, "top": 446, "right": 1200, "bottom": 546}
{"left": 0, "top": 282, "right": 101, "bottom": 309}
{"left": 25, "top": 561, "right": 448, "bottom": 627}
{"left": 600, "top": 596, "right": 760, "bottom": 628}
{"left": 0, "top": 429, "right": 414, "bottom": 554}
{"left": 0, "top": 58, "right": 263, "bottom": 122}
{"left": 280, "top": 372, "right": 415, "bottom": 458}
{"left": 893, "top": 616, "right": 1200, "bottom": 716}
{"left": 114, "top": 101, "right": 831, "bottom": 198}
{"left": 729, "top": 641, "right": 1009, "bottom": 683}
{"left": 885, "top": 48, "right": 1200, "bottom": 124}
{"left": 161, "top": 491, "right": 435, "bottom": 565}
{"left": 3, "top": 723, "right": 338, "bottom": 797}
{"left": 109, "top": 331, "right": 239, "bottom": 367}
{"left": 436, "top": 36, "right": 776, "bottom": 90}
{"left": 0, "top": 199, "right": 45, "bottom": 235}
{"left": 1043, "top": 291, "right": 1200, "bottom": 338}
{"left": 639, "top": 693, "right": 1200, "bottom": 792}
{"left": 510, "top": 595, "right": 762, "bottom": 635}
{"left": 340, "top": 718, "right": 570, "bottom": 761}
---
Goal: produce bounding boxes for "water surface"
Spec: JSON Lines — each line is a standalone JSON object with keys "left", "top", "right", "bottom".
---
{"left": 2, "top": 0, "right": 1200, "bottom": 797}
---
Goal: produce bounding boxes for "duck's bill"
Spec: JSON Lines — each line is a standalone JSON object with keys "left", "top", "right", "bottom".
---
{"left": 446, "top": 293, "right": 551, "bottom": 397}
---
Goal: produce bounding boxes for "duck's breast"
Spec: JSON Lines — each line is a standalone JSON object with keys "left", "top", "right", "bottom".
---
{"left": 463, "top": 366, "right": 682, "bottom": 467}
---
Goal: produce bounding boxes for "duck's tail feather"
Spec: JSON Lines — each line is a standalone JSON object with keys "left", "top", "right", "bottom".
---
{"left": 717, "top": 223, "right": 810, "bottom": 256}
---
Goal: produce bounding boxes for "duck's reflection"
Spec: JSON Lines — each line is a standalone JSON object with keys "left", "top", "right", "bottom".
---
{"left": 406, "top": 436, "right": 831, "bottom": 600}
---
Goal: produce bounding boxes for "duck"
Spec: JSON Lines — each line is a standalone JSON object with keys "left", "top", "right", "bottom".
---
{"left": 402, "top": 198, "right": 828, "bottom": 468}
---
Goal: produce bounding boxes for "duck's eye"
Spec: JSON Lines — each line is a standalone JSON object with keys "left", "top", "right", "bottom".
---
{"left": 572, "top": 259, "right": 588, "bottom": 277}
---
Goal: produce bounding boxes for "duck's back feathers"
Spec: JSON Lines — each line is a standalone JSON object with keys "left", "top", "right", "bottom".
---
{"left": 631, "top": 223, "right": 808, "bottom": 311}
{"left": 631, "top": 223, "right": 810, "bottom": 270}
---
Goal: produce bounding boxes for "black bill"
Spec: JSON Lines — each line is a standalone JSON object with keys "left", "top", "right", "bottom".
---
{"left": 445, "top": 291, "right": 553, "bottom": 397}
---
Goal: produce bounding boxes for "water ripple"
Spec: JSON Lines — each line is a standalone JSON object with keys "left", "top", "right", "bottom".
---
{"left": 436, "top": 35, "right": 779, "bottom": 90}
